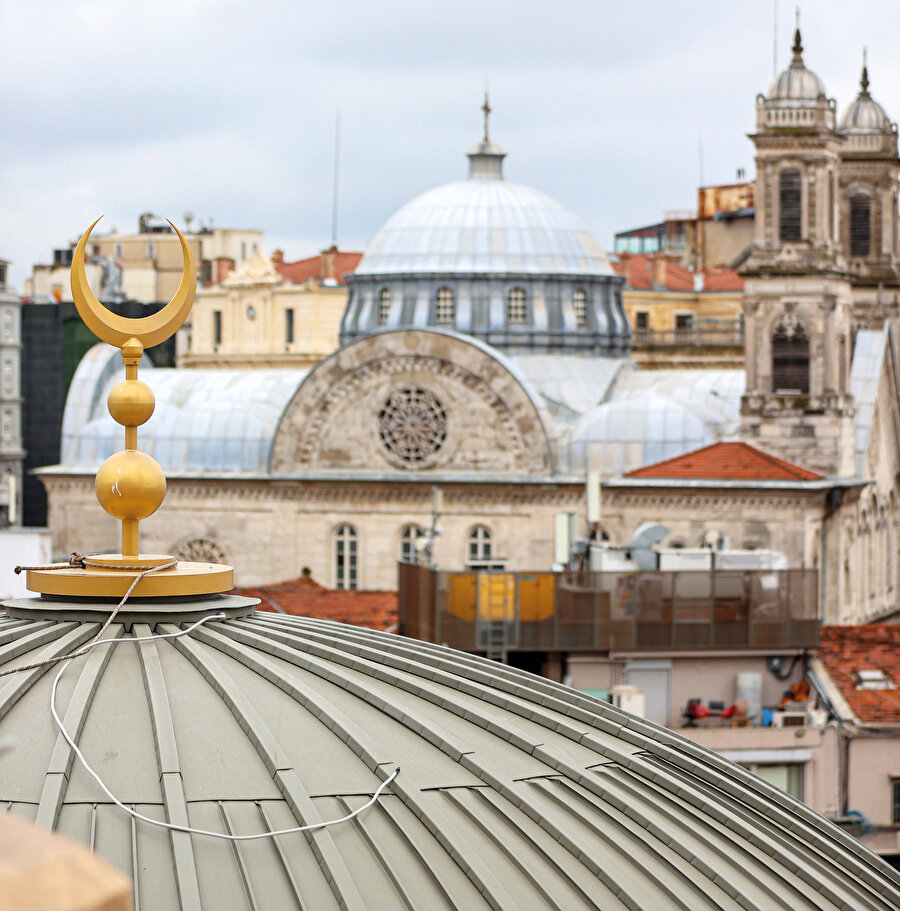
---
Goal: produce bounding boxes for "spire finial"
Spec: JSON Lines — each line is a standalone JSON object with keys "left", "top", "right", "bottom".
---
{"left": 791, "top": 7, "right": 803, "bottom": 63}
{"left": 860, "top": 47, "right": 870, "bottom": 95}
{"left": 482, "top": 91, "right": 491, "bottom": 143}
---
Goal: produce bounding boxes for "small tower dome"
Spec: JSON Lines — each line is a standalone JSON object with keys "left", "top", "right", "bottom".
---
{"left": 840, "top": 56, "right": 895, "bottom": 136}
{"left": 767, "top": 28, "right": 827, "bottom": 105}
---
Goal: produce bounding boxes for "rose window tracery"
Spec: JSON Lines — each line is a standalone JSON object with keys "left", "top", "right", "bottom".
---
{"left": 378, "top": 386, "right": 447, "bottom": 468}
{"left": 175, "top": 538, "right": 228, "bottom": 564}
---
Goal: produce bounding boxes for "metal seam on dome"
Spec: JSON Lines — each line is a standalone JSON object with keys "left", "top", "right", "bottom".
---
{"left": 193, "top": 621, "right": 520, "bottom": 909}
{"left": 247, "top": 616, "right": 900, "bottom": 899}
{"left": 332, "top": 795, "right": 419, "bottom": 911}
{"left": 625, "top": 755, "right": 884, "bottom": 909}
{"left": 217, "top": 802, "right": 261, "bottom": 909}
{"left": 35, "top": 624, "right": 123, "bottom": 831}
{"left": 531, "top": 779, "right": 701, "bottom": 909}
{"left": 0, "top": 624, "right": 97, "bottom": 719}
{"left": 134, "top": 623, "right": 203, "bottom": 911}
{"left": 441, "top": 787, "right": 587, "bottom": 911}
{"left": 464, "top": 788, "right": 611, "bottom": 909}
{"left": 164, "top": 626, "right": 371, "bottom": 911}
{"left": 255, "top": 802, "right": 307, "bottom": 907}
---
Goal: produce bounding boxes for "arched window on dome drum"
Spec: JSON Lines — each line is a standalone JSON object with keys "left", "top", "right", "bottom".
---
{"left": 779, "top": 169, "right": 802, "bottom": 242}
{"left": 573, "top": 289, "right": 588, "bottom": 327}
{"left": 850, "top": 191, "right": 871, "bottom": 257}
{"left": 334, "top": 524, "right": 358, "bottom": 590}
{"left": 507, "top": 287, "right": 527, "bottom": 324}
{"left": 434, "top": 287, "right": 455, "bottom": 324}
{"left": 400, "top": 524, "right": 425, "bottom": 564}
{"left": 772, "top": 316, "right": 809, "bottom": 394}
{"left": 378, "top": 288, "right": 392, "bottom": 324}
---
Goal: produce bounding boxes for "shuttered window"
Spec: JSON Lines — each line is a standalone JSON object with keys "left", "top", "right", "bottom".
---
{"left": 779, "top": 169, "right": 802, "bottom": 242}
{"left": 850, "top": 191, "right": 871, "bottom": 257}
{"left": 772, "top": 320, "right": 809, "bottom": 393}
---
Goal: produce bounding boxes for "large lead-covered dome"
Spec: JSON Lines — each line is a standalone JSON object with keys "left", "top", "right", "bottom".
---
{"left": 1, "top": 598, "right": 899, "bottom": 910}
{"left": 342, "top": 116, "right": 629, "bottom": 355}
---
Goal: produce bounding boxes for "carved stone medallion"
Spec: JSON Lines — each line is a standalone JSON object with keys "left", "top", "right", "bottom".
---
{"left": 378, "top": 386, "right": 447, "bottom": 468}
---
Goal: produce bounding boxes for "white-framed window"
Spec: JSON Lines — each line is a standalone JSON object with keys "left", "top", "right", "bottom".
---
{"left": 467, "top": 525, "right": 505, "bottom": 570}
{"left": 378, "top": 288, "right": 392, "bottom": 324}
{"left": 334, "top": 524, "right": 358, "bottom": 590}
{"left": 507, "top": 287, "right": 527, "bottom": 323}
{"left": 434, "top": 287, "right": 455, "bottom": 324}
{"left": 573, "top": 288, "right": 588, "bottom": 327}
{"left": 400, "top": 524, "right": 425, "bottom": 564}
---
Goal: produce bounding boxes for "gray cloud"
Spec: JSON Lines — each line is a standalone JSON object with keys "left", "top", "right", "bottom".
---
{"left": 2, "top": 0, "right": 898, "bottom": 285}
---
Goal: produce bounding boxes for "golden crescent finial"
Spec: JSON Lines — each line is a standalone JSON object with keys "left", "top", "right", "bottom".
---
{"left": 71, "top": 216, "right": 196, "bottom": 349}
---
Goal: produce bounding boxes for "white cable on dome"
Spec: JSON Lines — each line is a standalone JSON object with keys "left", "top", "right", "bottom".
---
{"left": 49, "top": 613, "right": 400, "bottom": 841}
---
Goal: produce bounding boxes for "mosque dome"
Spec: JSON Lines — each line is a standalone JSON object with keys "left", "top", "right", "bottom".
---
{"left": 2, "top": 599, "right": 899, "bottom": 909}
{"left": 567, "top": 393, "right": 727, "bottom": 475}
{"left": 767, "top": 28, "right": 827, "bottom": 106}
{"left": 342, "top": 100, "right": 629, "bottom": 355}
{"left": 840, "top": 62, "right": 894, "bottom": 135}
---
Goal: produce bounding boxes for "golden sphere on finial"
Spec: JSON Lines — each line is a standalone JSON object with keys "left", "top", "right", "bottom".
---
{"left": 108, "top": 380, "right": 155, "bottom": 427}
{"left": 95, "top": 451, "right": 166, "bottom": 522}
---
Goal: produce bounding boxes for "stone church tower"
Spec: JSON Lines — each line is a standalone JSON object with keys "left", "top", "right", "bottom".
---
{"left": 838, "top": 56, "right": 900, "bottom": 325}
{"left": 740, "top": 29, "right": 856, "bottom": 476}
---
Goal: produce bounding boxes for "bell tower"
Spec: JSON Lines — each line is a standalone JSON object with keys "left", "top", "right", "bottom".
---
{"left": 740, "top": 28, "right": 856, "bottom": 476}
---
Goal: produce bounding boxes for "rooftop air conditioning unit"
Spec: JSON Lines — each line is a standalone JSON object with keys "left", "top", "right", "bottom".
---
{"left": 609, "top": 684, "right": 646, "bottom": 718}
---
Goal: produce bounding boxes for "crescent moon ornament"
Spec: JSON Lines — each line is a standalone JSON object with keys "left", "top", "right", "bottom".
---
{"left": 71, "top": 216, "right": 196, "bottom": 349}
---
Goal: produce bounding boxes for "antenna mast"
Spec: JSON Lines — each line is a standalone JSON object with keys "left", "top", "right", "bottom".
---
{"left": 331, "top": 109, "right": 340, "bottom": 248}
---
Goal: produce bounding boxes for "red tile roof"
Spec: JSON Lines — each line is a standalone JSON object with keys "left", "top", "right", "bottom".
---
{"left": 819, "top": 625, "right": 900, "bottom": 723}
{"left": 275, "top": 248, "right": 363, "bottom": 287}
{"left": 233, "top": 575, "right": 398, "bottom": 630}
{"left": 625, "top": 441, "right": 823, "bottom": 481}
{"left": 612, "top": 254, "right": 742, "bottom": 292}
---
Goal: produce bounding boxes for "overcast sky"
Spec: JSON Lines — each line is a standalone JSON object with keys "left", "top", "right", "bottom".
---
{"left": 2, "top": 1, "right": 899, "bottom": 286}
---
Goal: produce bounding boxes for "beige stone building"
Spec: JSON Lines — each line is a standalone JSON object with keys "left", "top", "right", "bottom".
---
{"left": 25, "top": 213, "right": 263, "bottom": 304}
{"left": 179, "top": 246, "right": 361, "bottom": 368}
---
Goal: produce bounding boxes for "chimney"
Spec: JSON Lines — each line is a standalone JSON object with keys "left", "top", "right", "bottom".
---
{"left": 272, "top": 249, "right": 284, "bottom": 266}
{"left": 651, "top": 255, "right": 668, "bottom": 289}
{"left": 321, "top": 245, "right": 337, "bottom": 284}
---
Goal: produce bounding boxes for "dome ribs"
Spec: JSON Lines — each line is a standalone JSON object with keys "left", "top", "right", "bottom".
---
{"left": 160, "top": 625, "right": 371, "bottom": 911}
{"left": 133, "top": 623, "right": 204, "bottom": 911}
{"left": 35, "top": 624, "right": 125, "bottom": 832}
{"left": 0, "top": 622, "right": 99, "bottom": 722}
{"left": 190, "top": 619, "right": 523, "bottom": 910}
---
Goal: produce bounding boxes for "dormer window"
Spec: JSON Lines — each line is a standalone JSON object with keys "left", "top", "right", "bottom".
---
{"left": 853, "top": 669, "right": 896, "bottom": 690}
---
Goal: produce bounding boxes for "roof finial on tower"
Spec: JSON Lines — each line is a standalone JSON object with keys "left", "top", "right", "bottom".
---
{"left": 860, "top": 47, "right": 870, "bottom": 96}
{"left": 482, "top": 90, "right": 491, "bottom": 144}
{"left": 791, "top": 7, "right": 803, "bottom": 63}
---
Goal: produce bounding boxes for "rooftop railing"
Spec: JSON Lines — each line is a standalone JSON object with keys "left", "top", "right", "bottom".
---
{"left": 399, "top": 564, "right": 818, "bottom": 654}
{"left": 632, "top": 326, "right": 744, "bottom": 348}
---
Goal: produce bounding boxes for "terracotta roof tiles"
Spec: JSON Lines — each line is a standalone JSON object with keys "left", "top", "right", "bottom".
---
{"left": 819, "top": 625, "right": 900, "bottom": 723}
{"left": 276, "top": 250, "right": 363, "bottom": 286}
{"left": 233, "top": 575, "right": 398, "bottom": 630}
{"left": 625, "top": 441, "right": 824, "bottom": 481}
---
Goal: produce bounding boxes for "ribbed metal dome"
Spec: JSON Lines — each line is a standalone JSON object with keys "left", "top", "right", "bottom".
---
{"left": 767, "top": 29, "right": 826, "bottom": 106}
{"left": 2, "top": 600, "right": 899, "bottom": 910}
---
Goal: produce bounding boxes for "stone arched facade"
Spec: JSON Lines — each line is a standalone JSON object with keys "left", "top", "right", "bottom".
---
{"left": 270, "top": 329, "right": 555, "bottom": 476}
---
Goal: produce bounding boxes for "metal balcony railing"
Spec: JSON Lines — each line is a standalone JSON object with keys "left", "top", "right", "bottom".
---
{"left": 398, "top": 564, "right": 818, "bottom": 653}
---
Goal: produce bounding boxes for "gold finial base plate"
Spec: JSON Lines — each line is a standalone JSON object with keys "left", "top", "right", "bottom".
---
{"left": 25, "top": 559, "right": 234, "bottom": 599}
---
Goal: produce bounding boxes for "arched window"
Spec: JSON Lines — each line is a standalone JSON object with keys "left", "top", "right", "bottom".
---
{"left": 378, "top": 288, "right": 392, "bottom": 324}
{"left": 434, "top": 287, "right": 455, "bottom": 324}
{"left": 850, "top": 190, "right": 871, "bottom": 257}
{"left": 467, "top": 525, "right": 503, "bottom": 569}
{"left": 573, "top": 288, "right": 588, "bottom": 327}
{"left": 334, "top": 525, "right": 358, "bottom": 590}
{"left": 772, "top": 316, "right": 809, "bottom": 394}
{"left": 507, "top": 287, "right": 527, "bottom": 324}
{"left": 779, "top": 169, "right": 802, "bottom": 242}
{"left": 400, "top": 524, "right": 425, "bottom": 564}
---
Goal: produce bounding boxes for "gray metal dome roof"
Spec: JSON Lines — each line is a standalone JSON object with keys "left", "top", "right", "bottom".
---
{"left": 767, "top": 29, "right": 826, "bottom": 106}
{"left": 840, "top": 66, "right": 892, "bottom": 134}
{"left": 2, "top": 600, "right": 898, "bottom": 910}
{"left": 353, "top": 144, "right": 613, "bottom": 278}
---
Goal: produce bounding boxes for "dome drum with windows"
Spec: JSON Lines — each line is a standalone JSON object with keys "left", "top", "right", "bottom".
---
{"left": 341, "top": 98, "right": 629, "bottom": 355}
